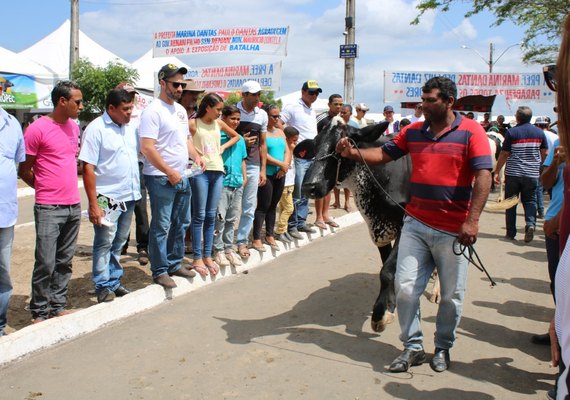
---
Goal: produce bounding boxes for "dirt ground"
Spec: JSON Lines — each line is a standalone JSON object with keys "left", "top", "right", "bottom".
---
{"left": 6, "top": 191, "right": 356, "bottom": 334}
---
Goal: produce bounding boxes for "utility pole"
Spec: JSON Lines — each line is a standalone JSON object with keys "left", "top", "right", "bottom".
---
{"left": 343, "top": 0, "right": 355, "bottom": 105}
{"left": 488, "top": 42, "right": 494, "bottom": 73}
{"left": 70, "top": 0, "right": 79, "bottom": 79}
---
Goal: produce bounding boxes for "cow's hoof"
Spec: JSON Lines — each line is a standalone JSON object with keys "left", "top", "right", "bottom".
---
{"left": 371, "top": 311, "right": 395, "bottom": 332}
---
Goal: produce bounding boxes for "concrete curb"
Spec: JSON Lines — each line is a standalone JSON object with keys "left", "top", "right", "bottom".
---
{"left": 0, "top": 212, "right": 364, "bottom": 366}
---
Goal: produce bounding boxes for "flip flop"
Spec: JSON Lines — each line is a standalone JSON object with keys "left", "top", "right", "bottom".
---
{"left": 191, "top": 263, "right": 209, "bottom": 277}
{"left": 325, "top": 219, "right": 340, "bottom": 228}
{"left": 314, "top": 220, "right": 327, "bottom": 230}
{"left": 203, "top": 259, "right": 220, "bottom": 276}
{"left": 237, "top": 244, "right": 250, "bottom": 259}
{"left": 264, "top": 238, "right": 280, "bottom": 251}
{"left": 252, "top": 242, "right": 266, "bottom": 252}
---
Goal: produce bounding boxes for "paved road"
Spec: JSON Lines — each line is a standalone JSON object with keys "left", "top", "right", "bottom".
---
{"left": 0, "top": 212, "right": 555, "bottom": 399}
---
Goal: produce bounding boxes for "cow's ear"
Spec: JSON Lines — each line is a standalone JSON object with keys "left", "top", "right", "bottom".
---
{"left": 293, "top": 139, "right": 316, "bottom": 159}
{"left": 349, "top": 121, "right": 389, "bottom": 143}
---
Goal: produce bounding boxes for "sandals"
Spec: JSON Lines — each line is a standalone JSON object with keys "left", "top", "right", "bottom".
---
{"left": 191, "top": 263, "right": 209, "bottom": 277}
{"left": 203, "top": 258, "right": 220, "bottom": 276}
{"left": 252, "top": 241, "right": 266, "bottom": 252}
{"left": 237, "top": 244, "right": 251, "bottom": 259}
{"left": 314, "top": 220, "right": 327, "bottom": 230}
{"left": 264, "top": 238, "right": 280, "bottom": 251}
{"left": 325, "top": 219, "right": 339, "bottom": 228}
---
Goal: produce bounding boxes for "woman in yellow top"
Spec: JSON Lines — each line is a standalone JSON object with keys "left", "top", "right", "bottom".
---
{"left": 189, "top": 93, "right": 239, "bottom": 276}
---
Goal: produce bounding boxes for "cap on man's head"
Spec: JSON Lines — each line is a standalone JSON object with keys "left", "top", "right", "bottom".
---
{"left": 534, "top": 116, "right": 548, "bottom": 125}
{"left": 158, "top": 64, "right": 188, "bottom": 81}
{"left": 356, "top": 103, "right": 369, "bottom": 112}
{"left": 182, "top": 79, "right": 205, "bottom": 93}
{"left": 383, "top": 105, "right": 394, "bottom": 113}
{"left": 115, "top": 82, "right": 138, "bottom": 94}
{"left": 301, "top": 80, "right": 323, "bottom": 93}
{"left": 242, "top": 80, "right": 262, "bottom": 94}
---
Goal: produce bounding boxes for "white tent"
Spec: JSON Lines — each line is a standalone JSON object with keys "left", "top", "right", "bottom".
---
{"left": 277, "top": 91, "right": 329, "bottom": 113}
{"left": 0, "top": 46, "right": 60, "bottom": 81}
{"left": 19, "top": 20, "right": 130, "bottom": 78}
{"left": 131, "top": 49, "right": 187, "bottom": 91}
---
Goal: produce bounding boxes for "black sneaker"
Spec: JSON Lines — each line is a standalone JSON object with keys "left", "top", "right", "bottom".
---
{"left": 524, "top": 226, "right": 535, "bottom": 243}
{"left": 138, "top": 249, "right": 149, "bottom": 266}
{"left": 275, "top": 233, "right": 291, "bottom": 243}
{"left": 114, "top": 286, "right": 130, "bottom": 297}
{"left": 97, "top": 288, "right": 115, "bottom": 303}
{"left": 298, "top": 225, "right": 316, "bottom": 234}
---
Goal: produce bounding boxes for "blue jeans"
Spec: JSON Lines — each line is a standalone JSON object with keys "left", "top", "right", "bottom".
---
{"left": 504, "top": 175, "right": 538, "bottom": 238}
{"left": 395, "top": 216, "right": 469, "bottom": 351}
{"left": 214, "top": 186, "right": 243, "bottom": 252}
{"left": 145, "top": 175, "right": 191, "bottom": 278}
{"left": 190, "top": 171, "right": 224, "bottom": 259}
{"left": 536, "top": 181, "right": 544, "bottom": 215}
{"left": 0, "top": 226, "right": 14, "bottom": 335}
{"left": 31, "top": 204, "right": 81, "bottom": 319}
{"left": 236, "top": 163, "right": 260, "bottom": 245}
{"left": 288, "top": 157, "right": 314, "bottom": 231}
{"left": 92, "top": 201, "right": 135, "bottom": 293}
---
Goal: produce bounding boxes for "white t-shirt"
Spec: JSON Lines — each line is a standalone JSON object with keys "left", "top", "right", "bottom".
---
{"left": 281, "top": 98, "right": 318, "bottom": 141}
{"left": 406, "top": 114, "right": 425, "bottom": 123}
{"left": 139, "top": 98, "right": 189, "bottom": 176}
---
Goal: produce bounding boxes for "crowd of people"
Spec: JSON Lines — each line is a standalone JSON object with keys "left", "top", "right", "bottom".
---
{"left": 0, "top": 54, "right": 568, "bottom": 397}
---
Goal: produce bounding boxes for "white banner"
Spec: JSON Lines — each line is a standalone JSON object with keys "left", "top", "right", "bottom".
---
{"left": 153, "top": 27, "right": 289, "bottom": 57}
{"left": 384, "top": 70, "right": 555, "bottom": 103}
{"left": 184, "top": 62, "right": 281, "bottom": 92}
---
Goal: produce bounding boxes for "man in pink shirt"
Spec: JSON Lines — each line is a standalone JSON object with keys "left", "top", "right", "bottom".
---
{"left": 19, "top": 81, "right": 83, "bottom": 323}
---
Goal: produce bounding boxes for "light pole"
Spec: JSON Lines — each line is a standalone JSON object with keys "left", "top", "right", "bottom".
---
{"left": 461, "top": 42, "right": 520, "bottom": 73}
{"left": 343, "top": 0, "right": 355, "bottom": 105}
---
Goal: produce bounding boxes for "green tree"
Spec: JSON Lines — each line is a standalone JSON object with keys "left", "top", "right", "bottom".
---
{"left": 412, "top": 1, "right": 570, "bottom": 64}
{"left": 71, "top": 58, "right": 139, "bottom": 121}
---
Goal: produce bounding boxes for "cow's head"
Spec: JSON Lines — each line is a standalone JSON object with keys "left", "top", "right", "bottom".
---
{"left": 301, "top": 117, "right": 389, "bottom": 199}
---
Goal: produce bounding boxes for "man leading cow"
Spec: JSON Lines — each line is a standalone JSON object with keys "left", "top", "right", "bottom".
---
{"left": 336, "top": 76, "right": 492, "bottom": 373}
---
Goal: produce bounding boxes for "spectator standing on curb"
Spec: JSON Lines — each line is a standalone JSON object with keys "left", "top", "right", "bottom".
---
{"left": 275, "top": 127, "right": 300, "bottom": 242}
{"left": 79, "top": 89, "right": 140, "bottom": 303}
{"left": 281, "top": 80, "right": 322, "bottom": 238}
{"left": 235, "top": 81, "right": 268, "bottom": 259}
{"left": 213, "top": 105, "right": 247, "bottom": 268}
{"left": 139, "top": 64, "right": 203, "bottom": 289}
{"left": 189, "top": 93, "right": 240, "bottom": 277}
{"left": 494, "top": 106, "right": 547, "bottom": 242}
{"left": 251, "top": 105, "right": 290, "bottom": 252}
{"left": 19, "top": 81, "right": 83, "bottom": 323}
{"left": 0, "top": 107, "right": 25, "bottom": 335}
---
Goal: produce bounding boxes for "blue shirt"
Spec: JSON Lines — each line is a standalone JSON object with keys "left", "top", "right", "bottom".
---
{"left": 503, "top": 122, "right": 547, "bottom": 178}
{"left": 0, "top": 108, "right": 25, "bottom": 227}
{"left": 78, "top": 112, "right": 141, "bottom": 202}
{"left": 544, "top": 138, "right": 565, "bottom": 221}
{"left": 220, "top": 131, "right": 247, "bottom": 188}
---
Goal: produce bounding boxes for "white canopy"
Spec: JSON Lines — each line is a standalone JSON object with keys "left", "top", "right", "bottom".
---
{"left": 19, "top": 19, "right": 130, "bottom": 78}
{"left": 0, "top": 46, "right": 60, "bottom": 81}
{"left": 131, "top": 49, "right": 188, "bottom": 91}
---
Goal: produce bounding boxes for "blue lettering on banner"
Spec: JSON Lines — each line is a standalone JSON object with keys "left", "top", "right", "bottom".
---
{"left": 231, "top": 37, "right": 243, "bottom": 43}
{"left": 162, "top": 40, "right": 169, "bottom": 47}
{"left": 423, "top": 73, "right": 456, "bottom": 82}
{"left": 522, "top": 74, "right": 541, "bottom": 86}
{"left": 201, "top": 38, "right": 211, "bottom": 45}
{"left": 392, "top": 73, "right": 422, "bottom": 84}
{"left": 250, "top": 64, "right": 267, "bottom": 75}
{"left": 406, "top": 87, "right": 422, "bottom": 97}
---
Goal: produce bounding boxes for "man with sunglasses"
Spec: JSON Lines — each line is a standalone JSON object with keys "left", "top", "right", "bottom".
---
{"left": 139, "top": 64, "right": 203, "bottom": 289}
{"left": 353, "top": 103, "right": 369, "bottom": 128}
{"left": 19, "top": 81, "right": 84, "bottom": 323}
{"left": 281, "top": 80, "right": 323, "bottom": 237}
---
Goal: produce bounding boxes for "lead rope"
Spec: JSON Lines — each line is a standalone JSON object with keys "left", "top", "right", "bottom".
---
{"left": 346, "top": 137, "right": 497, "bottom": 287}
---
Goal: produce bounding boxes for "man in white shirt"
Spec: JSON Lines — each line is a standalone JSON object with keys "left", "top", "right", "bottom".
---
{"left": 139, "top": 64, "right": 203, "bottom": 288}
{"left": 406, "top": 103, "right": 425, "bottom": 123}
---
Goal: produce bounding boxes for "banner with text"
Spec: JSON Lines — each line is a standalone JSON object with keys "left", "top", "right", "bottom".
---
{"left": 384, "top": 71, "right": 554, "bottom": 103}
{"left": 0, "top": 73, "right": 54, "bottom": 110}
{"left": 184, "top": 61, "right": 282, "bottom": 92}
{"left": 153, "top": 27, "right": 289, "bottom": 57}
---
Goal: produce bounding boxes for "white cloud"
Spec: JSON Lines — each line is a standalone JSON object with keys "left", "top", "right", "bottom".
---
{"left": 443, "top": 18, "right": 478, "bottom": 41}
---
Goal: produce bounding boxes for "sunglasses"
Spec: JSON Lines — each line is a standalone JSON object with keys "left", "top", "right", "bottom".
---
{"left": 270, "top": 114, "right": 281, "bottom": 119}
{"left": 307, "top": 91, "right": 320, "bottom": 96}
{"left": 543, "top": 64, "right": 556, "bottom": 92}
{"left": 66, "top": 98, "right": 83, "bottom": 105}
{"left": 165, "top": 80, "right": 187, "bottom": 89}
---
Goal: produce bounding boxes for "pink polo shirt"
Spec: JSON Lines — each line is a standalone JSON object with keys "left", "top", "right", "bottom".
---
{"left": 24, "top": 116, "right": 80, "bottom": 205}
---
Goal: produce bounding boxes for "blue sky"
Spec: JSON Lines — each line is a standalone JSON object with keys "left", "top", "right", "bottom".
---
{"left": 1, "top": 0, "right": 555, "bottom": 118}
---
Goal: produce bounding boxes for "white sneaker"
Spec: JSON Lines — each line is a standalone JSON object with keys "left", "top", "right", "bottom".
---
{"left": 213, "top": 251, "right": 230, "bottom": 267}
{"left": 225, "top": 250, "right": 242, "bottom": 266}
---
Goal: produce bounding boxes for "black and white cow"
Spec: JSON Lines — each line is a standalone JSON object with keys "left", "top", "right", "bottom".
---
{"left": 300, "top": 118, "right": 411, "bottom": 332}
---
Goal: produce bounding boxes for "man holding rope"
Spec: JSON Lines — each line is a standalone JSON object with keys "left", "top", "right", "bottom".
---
{"left": 336, "top": 76, "right": 492, "bottom": 373}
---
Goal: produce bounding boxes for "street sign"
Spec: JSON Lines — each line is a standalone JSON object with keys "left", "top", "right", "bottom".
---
{"left": 339, "top": 44, "right": 358, "bottom": 59}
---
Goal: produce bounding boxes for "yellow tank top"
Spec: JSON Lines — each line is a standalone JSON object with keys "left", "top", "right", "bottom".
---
{"left": 194, "top": 118, "right": 224, "bottom": 172}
